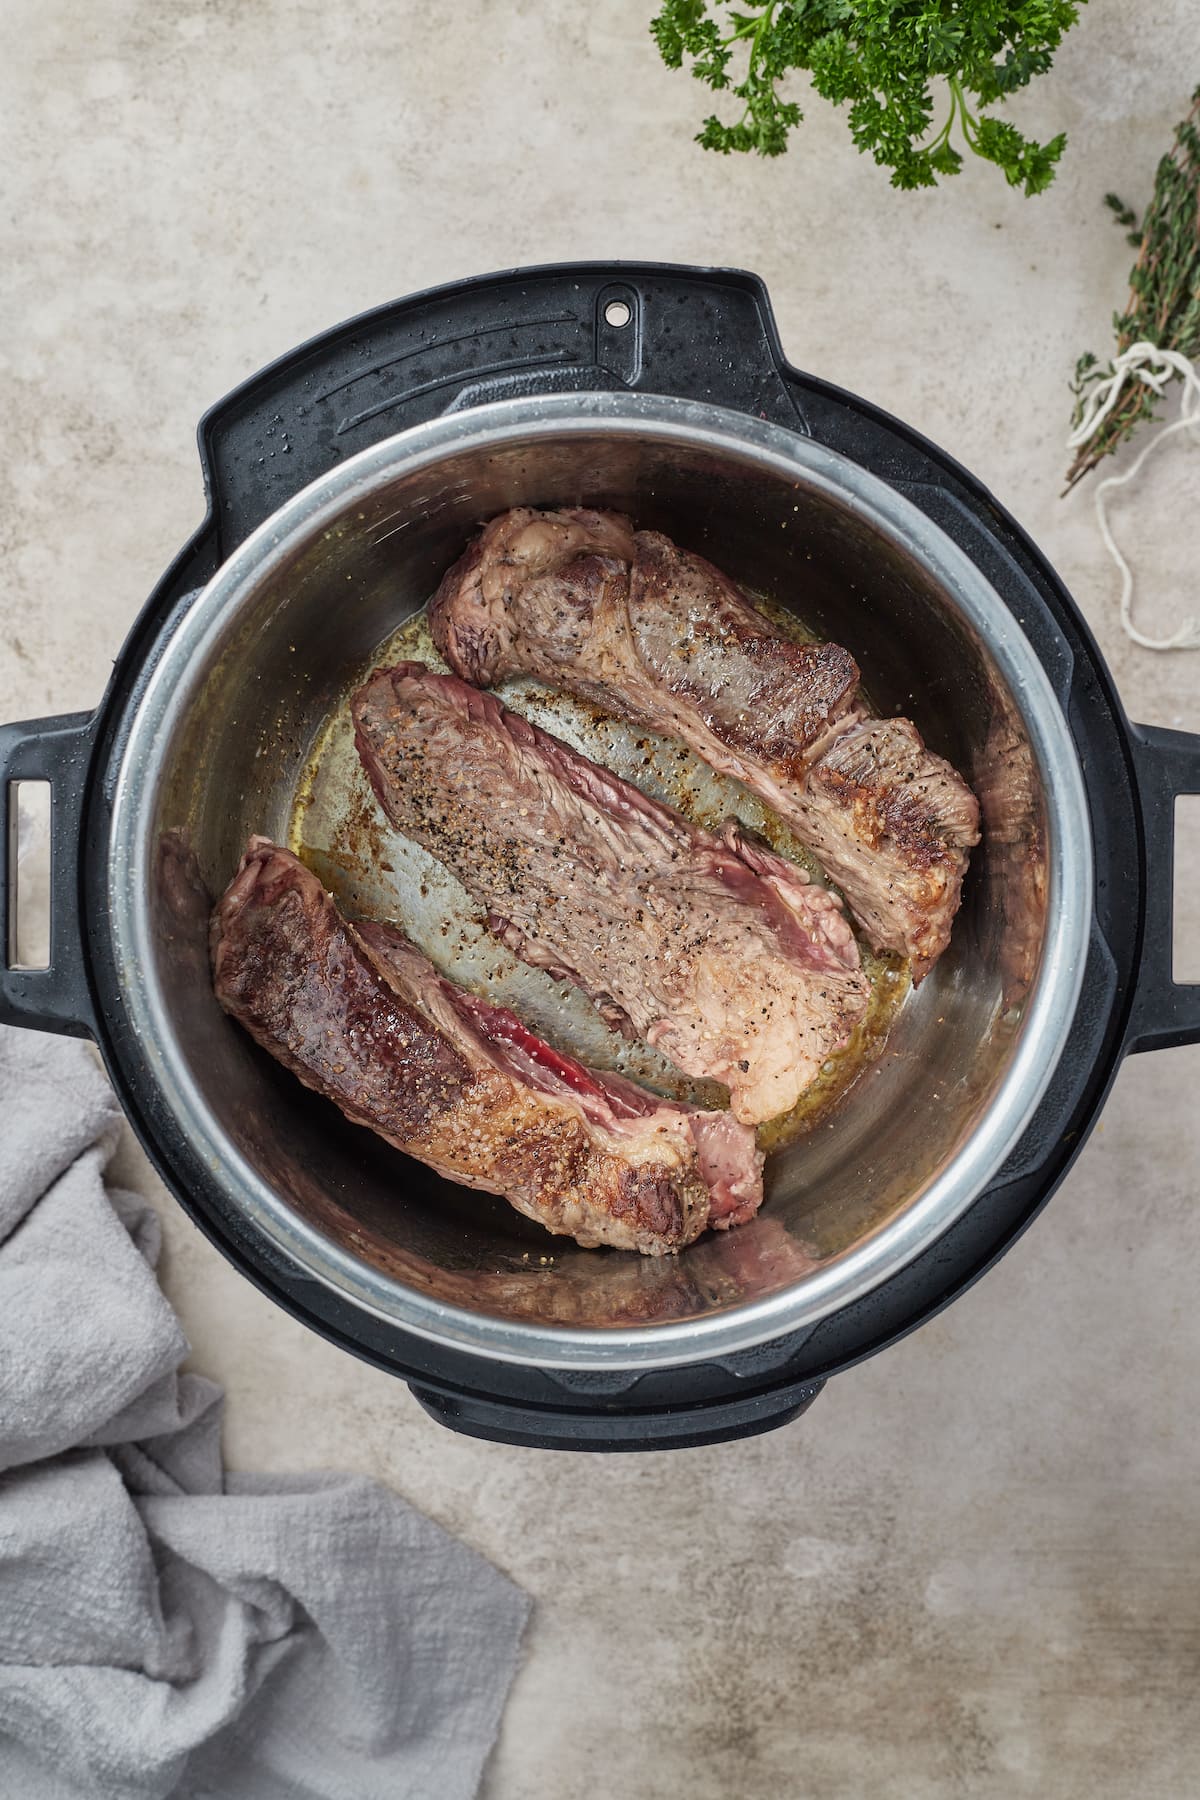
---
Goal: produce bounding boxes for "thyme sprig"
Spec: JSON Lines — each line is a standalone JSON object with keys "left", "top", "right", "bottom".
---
{"left": 1066, "top": 87, "right": 1200, "bottom": 492}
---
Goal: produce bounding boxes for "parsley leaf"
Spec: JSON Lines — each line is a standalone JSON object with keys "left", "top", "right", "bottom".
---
{"left": 650, "top": 0, "right": 1083, "bottom": 192}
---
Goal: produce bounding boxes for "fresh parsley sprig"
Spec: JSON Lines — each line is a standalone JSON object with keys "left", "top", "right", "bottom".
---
{"left": 651, "top": 0, "right": 1082, "bottom": 193}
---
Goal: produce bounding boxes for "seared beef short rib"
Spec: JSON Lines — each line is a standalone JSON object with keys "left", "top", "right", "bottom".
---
{"left": 351, "top": 663, "right": 869, "bottom": 1125}
{"left": 211, "top": 840, "right": 763, "bottom": 1255}
{"left": 429, "top": 509, "right": 981, "bottom": 979}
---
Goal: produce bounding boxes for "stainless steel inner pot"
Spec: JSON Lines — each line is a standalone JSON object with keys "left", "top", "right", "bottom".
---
{"left": 108, "top": 392, "right": 1091, "bottom": 1368}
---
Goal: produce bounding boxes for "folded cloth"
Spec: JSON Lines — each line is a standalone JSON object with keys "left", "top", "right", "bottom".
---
{"left": 0, "top": 1025, "right": 530, "bottom": 1800}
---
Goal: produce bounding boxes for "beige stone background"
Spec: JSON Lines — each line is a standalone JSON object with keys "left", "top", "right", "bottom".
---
{"left": 4, "top": 3, "right": 1200, "bottom": 1794}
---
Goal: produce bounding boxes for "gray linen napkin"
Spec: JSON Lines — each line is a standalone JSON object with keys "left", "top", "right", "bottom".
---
{"left": 0, "top": 1024, "right": 529, "bottom": 1800}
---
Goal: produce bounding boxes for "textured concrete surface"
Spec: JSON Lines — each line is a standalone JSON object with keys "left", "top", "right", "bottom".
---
{"left": 4, "top": 4, "right": 1200, "bottom": 1794}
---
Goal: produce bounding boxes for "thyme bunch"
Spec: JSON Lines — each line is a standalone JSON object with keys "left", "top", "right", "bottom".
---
{"left": 1066, "top": 87, "right": 1200, "bottom": 491}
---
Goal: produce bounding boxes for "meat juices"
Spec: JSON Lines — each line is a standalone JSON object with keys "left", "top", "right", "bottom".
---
{"left": 212, "top": 840, "right": 763, "bottom": 1255}
{"left": 429, "top": 508, "right": 981, "bottom": 980}
{"left": 351, "top": 662, "right": 869, "bottom": 1127}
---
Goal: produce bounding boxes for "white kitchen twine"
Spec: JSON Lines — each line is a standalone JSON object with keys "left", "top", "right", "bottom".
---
{"left": 1066, "top": 339, "right": 1200, "bottom": 651}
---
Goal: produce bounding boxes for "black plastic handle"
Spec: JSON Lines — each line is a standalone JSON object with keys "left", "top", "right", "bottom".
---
{"left": 1126, "top": 722, "right": 1200, "bottom": 1053}
{"left": 0, "top": 713, "right": 97, "bottom": 1038}
{"left": 408, "top": 1378, "right": 823, "bottom": 1451}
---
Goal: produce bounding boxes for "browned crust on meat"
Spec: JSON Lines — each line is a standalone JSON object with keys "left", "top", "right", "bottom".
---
{"left": 350, "top": 664, "right": 870, "bottom": 1123}
{"left": 211, "top": 840, "right": 714, "bottom": 1254}
{"left": 629, "top": 532, "right": 860, "bottom": 777}
{"left": 807, "top": 762, "right": 968, "bottom": 871}
{"left": 429, "top": 507, "right": 636, "bottom": 688}
{"left": 430, "top": 510, "right": 980, "bottom": 978}
{"left": 801, "top": 715, "right": 979, "bottom": 977}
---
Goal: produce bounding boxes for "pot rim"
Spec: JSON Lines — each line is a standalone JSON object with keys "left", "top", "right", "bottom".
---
{"left": 107, "top": 390, "right": 1092, "bottom": 1369}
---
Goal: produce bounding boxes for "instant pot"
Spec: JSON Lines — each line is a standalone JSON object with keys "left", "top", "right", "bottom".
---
{"left": 3, "top": 264, "right": 1197, "bottom": 1450}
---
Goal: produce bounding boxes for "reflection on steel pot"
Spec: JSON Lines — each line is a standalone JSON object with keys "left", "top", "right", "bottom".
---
{"left": 2, "top": 265, "right": 1197, "bottom": 1451}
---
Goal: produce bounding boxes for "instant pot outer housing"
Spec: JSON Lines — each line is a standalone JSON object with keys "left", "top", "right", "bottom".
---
{"left": 3, "top": 264, "right": 1199, "bottom": 1451}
